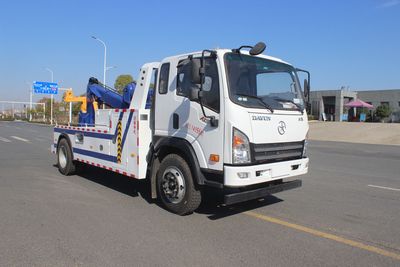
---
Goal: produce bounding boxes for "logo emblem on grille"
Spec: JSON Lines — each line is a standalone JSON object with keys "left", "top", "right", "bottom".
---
{"left": 278, "top": 121, "right": 286, "bottom": 135}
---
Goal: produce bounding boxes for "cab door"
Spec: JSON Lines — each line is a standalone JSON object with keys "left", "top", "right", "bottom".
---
{"left": 154, "top": 57, "right": 224, "bottom": 171}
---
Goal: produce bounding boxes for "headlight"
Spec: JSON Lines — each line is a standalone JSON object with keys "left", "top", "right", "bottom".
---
{"left": 232, "top": 128, "right": 251, "bottom": 164}
{"left": 303, "top": 140, "right": 308, "bottom": 157}
{"left": 303, "top": 131, "right": 309, "bottom": 157}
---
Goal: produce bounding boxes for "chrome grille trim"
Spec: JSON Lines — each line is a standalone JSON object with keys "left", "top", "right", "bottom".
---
{"left": 252, "top": 141, "right": 304, "bottom": 163}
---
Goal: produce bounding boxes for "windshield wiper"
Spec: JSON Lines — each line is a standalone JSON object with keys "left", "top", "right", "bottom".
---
{"left": 272, "top": 97, "right": 304, "bottom": 114}
{"left": 235, "top": 93, "right": 274, "bottom": 113}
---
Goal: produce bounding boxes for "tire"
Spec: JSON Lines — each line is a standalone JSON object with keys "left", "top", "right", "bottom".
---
{"left": 57, "top": 138, "right": 76, "bottom": 175}
{"left": 157, "top": 154, "right": 202, "bottom": 215}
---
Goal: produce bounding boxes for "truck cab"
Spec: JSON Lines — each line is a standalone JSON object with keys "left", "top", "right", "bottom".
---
{"left": 149, "top": 44, "right": 309, "bottom": 213}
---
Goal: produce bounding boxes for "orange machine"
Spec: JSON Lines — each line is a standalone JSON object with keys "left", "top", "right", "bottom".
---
{"left": 64, "top": 89, "right": 98, "bottom": 113}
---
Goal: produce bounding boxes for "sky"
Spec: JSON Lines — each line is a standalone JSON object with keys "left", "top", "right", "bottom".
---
{"left": 0, "top": 0, "right": 399, "bottom": 103}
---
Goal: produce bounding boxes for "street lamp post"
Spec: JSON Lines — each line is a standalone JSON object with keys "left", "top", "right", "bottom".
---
{"left": 25, "top": 81, "right": 32, "bottom": 121}
{"left": 106, "top": 65, "right": 116, "bottom": 72}
{"left": 29, "top": 86, "right": 32, "bottom": 121}
{"left": 58, "top": 88, "right": 73, "bottom": 125}
{"left": 106, "top": 66, "right": 117, "bottom": 89}
{"left": 91, "top": 36, "right": 107, "bottom": 87}
{"left": 45, "top": 68, "right": 54, "bottom": 124}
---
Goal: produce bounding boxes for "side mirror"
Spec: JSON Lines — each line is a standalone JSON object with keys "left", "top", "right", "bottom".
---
{"left": 249, "top": 42, "right": 266, "bottom": 55}
{"left": 303, "top": 79, "right": 310, "bottom": 98}
{"left": 191, "top": 58, "right": 203, "bottom": 85}
{"left": 189, "top": 87, "right": 200, "bottom": 101}
{"left": 295, "top": 68, "right": 311, "bottom": 100}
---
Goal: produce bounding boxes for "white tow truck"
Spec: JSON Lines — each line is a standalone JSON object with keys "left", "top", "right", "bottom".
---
{"left": 52, "top": 42, "right": 310, "bottom": 215}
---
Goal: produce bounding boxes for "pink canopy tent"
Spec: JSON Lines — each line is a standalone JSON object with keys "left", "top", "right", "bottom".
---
{"left": 344, "top": 99, "right": 374, "bottom": 109}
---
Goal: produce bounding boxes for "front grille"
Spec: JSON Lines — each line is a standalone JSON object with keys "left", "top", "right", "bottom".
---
{"left": 252, "top": 141, "right": 304, "bottom": 164}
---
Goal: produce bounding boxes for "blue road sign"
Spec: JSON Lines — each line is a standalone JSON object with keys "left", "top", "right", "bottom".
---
{"left": 33, "top": 81, "right": 58, "bottom": 95}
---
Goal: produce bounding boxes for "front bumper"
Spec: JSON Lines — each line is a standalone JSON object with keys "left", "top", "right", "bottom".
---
{"left": 224, "top": 157, "right": 309, "bottom": 187}
{"left": 224, "top": 179, "right": 302, "bottom": 205}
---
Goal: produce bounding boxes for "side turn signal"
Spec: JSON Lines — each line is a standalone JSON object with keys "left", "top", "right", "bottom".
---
{"left": 209, "top": 154, "right": 220, "bottom": 162}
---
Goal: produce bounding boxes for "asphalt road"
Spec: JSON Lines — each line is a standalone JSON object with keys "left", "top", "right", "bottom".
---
{"left": 1, "top": 121, "right": 399, "bottom": 266}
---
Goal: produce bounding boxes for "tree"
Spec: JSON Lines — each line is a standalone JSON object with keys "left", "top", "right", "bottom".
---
{"left": 72, "top": 102, "right": 82, "bottom": 116}
{"left": 38, "top": 97, "right": 51, "bottom": 120}
{"left": 374, "top": 104, "right": 391, "bottom": 121}
{"left": 114, "top": 74, "right": 135, "bottom": 94}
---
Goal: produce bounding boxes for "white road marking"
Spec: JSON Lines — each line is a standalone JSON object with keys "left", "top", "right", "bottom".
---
{"left": 11, "top": 136, "right": 30, "bottom": 142}
{"left": 0, "top": 136, "right": 11, "bottom": 142}
{"left": 368, "top": 184, "right": 400, "bottom": 192}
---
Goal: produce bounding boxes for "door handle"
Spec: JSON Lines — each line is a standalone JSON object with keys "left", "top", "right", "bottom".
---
{"left": 173, "top": 113, "right": 179, "bottom": 129}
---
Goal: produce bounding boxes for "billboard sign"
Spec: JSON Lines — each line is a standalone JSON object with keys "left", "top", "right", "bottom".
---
{"left": 33, "top": 81, "right": 58, "bottom": 95}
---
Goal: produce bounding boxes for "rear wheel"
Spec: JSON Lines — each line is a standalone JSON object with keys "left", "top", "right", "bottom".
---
{"left": 57, "top": 138, "right": 76, "bottom": 175}
{"left": 157, "top": 154, "right": 201, "bottom": 215}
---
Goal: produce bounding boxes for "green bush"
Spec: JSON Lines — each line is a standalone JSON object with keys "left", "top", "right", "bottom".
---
{"left": 374, "top": 105, "right": 391, "bottom": 120}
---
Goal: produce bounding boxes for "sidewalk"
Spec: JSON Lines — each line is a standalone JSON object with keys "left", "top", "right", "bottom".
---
{"left": 309, "top": 121, "right": 400, "bottom": 146}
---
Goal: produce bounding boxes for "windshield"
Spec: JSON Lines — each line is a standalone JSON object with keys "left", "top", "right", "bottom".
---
{"left": 225, "top": 53, "right": 305, "bottom": 111}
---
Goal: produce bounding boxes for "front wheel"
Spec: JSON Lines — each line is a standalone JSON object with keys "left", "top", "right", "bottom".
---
{"left": 157, "top": 154, "right": 201, "bottom": 215}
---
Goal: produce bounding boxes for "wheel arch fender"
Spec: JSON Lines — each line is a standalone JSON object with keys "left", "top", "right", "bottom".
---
{"left": 147, "top": 137, "right": 206, "bottom": 199}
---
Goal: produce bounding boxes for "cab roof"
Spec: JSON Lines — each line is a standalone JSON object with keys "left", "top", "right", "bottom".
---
{"left": 161, "top": 48, "right": 291, "bottom": 66}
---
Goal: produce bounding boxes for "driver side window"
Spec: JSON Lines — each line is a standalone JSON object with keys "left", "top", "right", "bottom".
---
{"left": 176, "top": 58, "right": 220, "bottom": 113}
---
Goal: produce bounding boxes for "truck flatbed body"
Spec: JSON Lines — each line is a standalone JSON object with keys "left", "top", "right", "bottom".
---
{"left": 52, "top": 108, "right": 151, "bottom": 179}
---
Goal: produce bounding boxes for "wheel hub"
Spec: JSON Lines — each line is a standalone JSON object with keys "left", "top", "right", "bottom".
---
{"left": 161, "top": 167, "right": 186, "bottom": 203}
{"left": 58, "top": 146, "right": 67, "bottom": 169}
